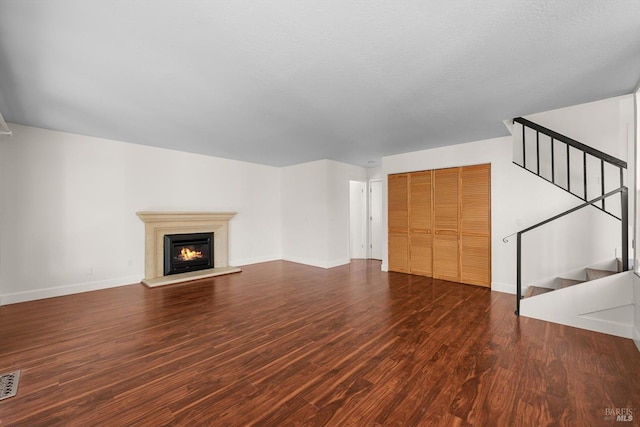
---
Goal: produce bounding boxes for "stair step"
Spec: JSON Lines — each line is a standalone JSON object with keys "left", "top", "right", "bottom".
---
{"left": 585, "top": 268, "right": 617, "bottom": 281}
{"left": 616, "top": 258, "right": 634, "bottom": 272}
{"left": 524, "top": 286, "right": 554, "bottom": 298}
{"left": 559, "top": 278, "right": 585, "bottom": 288}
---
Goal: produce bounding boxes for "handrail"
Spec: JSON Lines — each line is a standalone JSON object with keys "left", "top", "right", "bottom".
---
{"left": 503, "top": 187, "right": 624, "bottom": 244}
{"left": 514, "top": 117, "right": 627, "bottom": 169}
{"left": 515, "top": 185, "right": 628, "bottom": 315}
{"left": 519, "top": 187, "right": 624, "bottom": 235}
{"left": 503, "top": 232, "right": 517, "bottom": 243}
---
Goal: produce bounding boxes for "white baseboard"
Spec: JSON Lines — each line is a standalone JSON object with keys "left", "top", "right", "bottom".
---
{"left": 0, "top": 274, "right": 142, "bottom": 305}
{"left": 0, "top": 256, "right": 355, "bottom": 305}
{"left": 326, "top": 258, "right": 351, "bottom": 269}
{"left": 231, "top": 255, "right": 280, "bottom": 267}
{"left": 491, "top": 281, "right": 515, "bottom": 295}
{"left": 634, "top": 327, "right": 640, "bottom": 352}
{"left": 282, "top": 256, "right": 350, "bottom": 269}
{"left": 282, "top": 256, "right": 329, "bottom": 269}
{"left": 381, "top": 264, "right": 388, "bottom": 272}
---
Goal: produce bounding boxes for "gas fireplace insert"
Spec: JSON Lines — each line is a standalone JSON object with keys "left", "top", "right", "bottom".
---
{"left": 163, "top": 232, "right": 214, "bottom": 276}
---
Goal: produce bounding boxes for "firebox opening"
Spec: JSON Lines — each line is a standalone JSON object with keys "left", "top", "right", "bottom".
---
{"left": 164, "top": 232, "right": 214, "bottom": 276}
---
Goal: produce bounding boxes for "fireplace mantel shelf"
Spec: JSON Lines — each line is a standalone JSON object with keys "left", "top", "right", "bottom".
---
{"left": 136, "top": 211, "right": 237, "bottom": 223}
{"left": 137, "top": 211, "right": 241, "bottom": 287}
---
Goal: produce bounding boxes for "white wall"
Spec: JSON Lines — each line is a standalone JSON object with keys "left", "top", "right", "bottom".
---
{"left": 327, "top": 161, "right": 368, "bottom": 265}
{"left": 527, "top": 95, "right": 632, "bottom": 161}
{"left": 349, "top": 181, "right": 366, "bottom": 259}
{"left": 281, "top": 160, "right": 330, "bottom": 267}
{"left": 633, "top": 274, "right": 640, "bottom": 348}
{"left": 525, "top": 94, "right": 635, "bottom": 224}
{"left": 381, "top": 95, "right": 634, "bottom": 294}
{"left": 281, "top": 159, "right": 367, "bottom": 268}
{"left": 367, "top": 166, "right": 384, "bottom": 260}
{"left": 634, "top": 86, "right": 640, "bottom": 348}
{"left": 367, "top": 166, "right": 383, "bottom": 181}
{"left": 0, "top": 124, "right": 282, "bottom": 304}
{"left": 0, "top": 132, "right": 5, "bottom": 302}
{"left": 0, "top": 95, "right": 634, "bottom": 305}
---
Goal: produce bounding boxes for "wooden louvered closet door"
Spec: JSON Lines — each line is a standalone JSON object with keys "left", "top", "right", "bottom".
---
{"left": 388, "top": 173, "right": 409, "bottom": 273}
{"left": 387, "top": 164, "right": 490, "bottom": 287}
{"left": 432, "top": 167, "right": 460, "bottom": 282}
{"left": 459, "top": 164, "right": 491, "bottom": 287}
{"left": 408, "top": 171, "right": 432, "bottom": 276}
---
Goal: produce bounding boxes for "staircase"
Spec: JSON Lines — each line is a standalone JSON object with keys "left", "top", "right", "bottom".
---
{"left": 524, "top": 260, "right": 627, "bottom": 297}
{"left": 520, "top": 263, "right": 634, "bottom": 338}
{"left": 508, "top": 117, "right": 633, "bottom": 338}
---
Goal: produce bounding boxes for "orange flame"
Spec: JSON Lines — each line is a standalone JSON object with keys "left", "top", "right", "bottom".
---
{"left": 179, "top": 247, "right": 203, "bottom": 261}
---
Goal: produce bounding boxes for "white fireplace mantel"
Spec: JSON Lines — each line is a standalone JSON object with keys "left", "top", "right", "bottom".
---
{"left": 137, "top": 211, "right": 241, "bottom": 287}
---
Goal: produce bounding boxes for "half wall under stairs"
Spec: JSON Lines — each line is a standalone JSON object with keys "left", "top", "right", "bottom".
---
{"left": 520, "top": 269, "right": 634, "bottom": 339}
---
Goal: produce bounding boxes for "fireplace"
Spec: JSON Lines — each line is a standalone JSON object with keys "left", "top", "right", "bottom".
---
{"left": 164, "top": 232, "right": 214, "bottom": 276}
{"left": 137, "top": 211, "right": 241, "bottom": 287}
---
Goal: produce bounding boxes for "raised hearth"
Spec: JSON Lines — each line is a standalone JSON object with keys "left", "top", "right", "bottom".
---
{"left": 136, "top": 211, "right": 241, "bottom": 287}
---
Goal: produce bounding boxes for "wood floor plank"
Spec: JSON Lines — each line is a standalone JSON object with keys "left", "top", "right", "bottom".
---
{"left": 0, "top": 259, "right": 638, "bottom": 426}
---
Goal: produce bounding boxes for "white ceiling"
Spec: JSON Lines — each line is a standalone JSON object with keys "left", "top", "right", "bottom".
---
{"left": 0, "top": 1, "right": 638, "bottom": 167}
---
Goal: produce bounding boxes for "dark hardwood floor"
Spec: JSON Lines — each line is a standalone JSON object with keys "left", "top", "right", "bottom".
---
{"left": 0, "top": 260, "right": 638, "bottom": 426}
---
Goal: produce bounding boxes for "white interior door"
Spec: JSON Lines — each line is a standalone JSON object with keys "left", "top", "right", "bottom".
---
{"left": 369, "top": 180, "right": 383, "bottom": 260}
{"left": 349, "top": 181, "right": 367, "bottom": 259}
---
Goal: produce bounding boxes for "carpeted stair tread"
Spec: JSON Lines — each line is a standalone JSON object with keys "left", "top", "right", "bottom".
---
{"left": 524, "top": 286, "right": 554, "bottom": 298}
{"left": 559, "top": 278, "right": 585, "bottom": 288}
{"left": 585, "top": 268, "right": 617, "bottom": 281}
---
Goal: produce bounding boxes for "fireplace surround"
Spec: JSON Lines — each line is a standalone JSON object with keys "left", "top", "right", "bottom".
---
{"left": 137, "top": 211, "right": 241, "bottom": 287}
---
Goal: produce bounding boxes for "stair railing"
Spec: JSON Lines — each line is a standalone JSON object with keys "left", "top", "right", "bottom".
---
{"left": 513, "top": 186, "right": 628, "bottom": 315}
{"left": 511, "top": 117, "right": 630, "bottom": 315}
{"left": 513, "top": 117, "right": 627, "bottom": 219}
